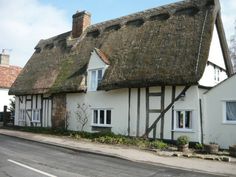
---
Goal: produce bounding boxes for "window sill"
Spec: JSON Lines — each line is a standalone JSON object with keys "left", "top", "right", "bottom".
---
{"left": 172, "top": 129, "right": 194, "bottom": 133}
{"left": 91, "top": 124, "right": 112, "bottom": 128}
{"left": 222, "top": 121, "right": 236, "bottom": 125}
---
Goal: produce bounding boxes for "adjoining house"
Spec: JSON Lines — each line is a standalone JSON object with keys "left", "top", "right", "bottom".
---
{"left": 0, "top": 50, "right": 22, "bottom": 122}
{"left": 9, "top": 0, "right": 235, "bottom": 148}
{"left": 203, "top": 74, "right": 236, "bottom": 149}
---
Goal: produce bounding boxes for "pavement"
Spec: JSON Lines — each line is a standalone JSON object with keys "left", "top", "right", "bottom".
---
{"left": 0, "top": 129, "right": 236, "bottom": 177}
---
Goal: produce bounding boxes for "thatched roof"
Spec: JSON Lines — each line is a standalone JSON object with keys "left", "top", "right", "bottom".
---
{"left": 9, "top": 0, "right": 233, "bottom": 95}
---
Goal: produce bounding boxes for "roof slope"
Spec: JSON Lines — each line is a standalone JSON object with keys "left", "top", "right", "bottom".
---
{"left": 0, "top": 65, "right": 22, "bottom": 89}
{"left": 9, "top": 0, "right": 232, "bottom": 95}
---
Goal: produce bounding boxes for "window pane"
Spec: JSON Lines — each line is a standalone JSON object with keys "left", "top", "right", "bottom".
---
{"left": 177, "top": 111, "right": 184, "bottom": 128}
{"left": 226, "top": 102, "right": 236, "bottom": 121}
{"left": 100, "top": 110, "right": 104, "bottom": 124}
{"left": 97, "top": 69, "right": 103, "bottom": 85}
{"left": 93, "top": 110, "right": 98, "bottom": 124}
{"left": 185, "top": 111, "right": 191, "bottom": 128}
{"left": 106, "top": 110, "right": 111, "bottom": 124}
{"left": 91, "top": 71, "right": 97, "bottom": 89}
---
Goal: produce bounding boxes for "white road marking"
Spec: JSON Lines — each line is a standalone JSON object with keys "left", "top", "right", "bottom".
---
{"left": 7, "top": 159, "right": 57, "bottom": 177}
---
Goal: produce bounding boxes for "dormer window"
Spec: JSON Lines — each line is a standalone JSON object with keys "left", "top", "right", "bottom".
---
{"left": 89, "top": 69, "right": 103, "bottom": 91}
{"left": 87, "top": 48, "right": 109, "bottom": 92}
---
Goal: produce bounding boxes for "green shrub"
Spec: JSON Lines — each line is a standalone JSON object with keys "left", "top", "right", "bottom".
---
{"left": 149, "top": 140, "right": 168, "bottom": 150}
{"left": 177, "top": 136, "right": 189, "bottom": 145}
{"left": 195, "top": 143, "right": 203, "bottom": 150}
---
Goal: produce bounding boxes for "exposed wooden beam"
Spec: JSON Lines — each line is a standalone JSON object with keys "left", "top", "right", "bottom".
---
{"left": 199, "top": 99, "right": 204, "bottom": 144}
{"left": 145, "top": 87, "right": 149, "bottom": 133}
{"left": 160, "top": 86, "right": 165, "bottom": 139}
{"left": 143, "top": 85, "right": 190, "bottom": 137}
{"left": 148, "top": 109, "right": 161, "bottom": 113}
{"left": 128, "top": 88, "right": 131, "bottom": 136}
{"left": 148, "top": 92, "right": 162, "bottom": 97}
{"left": 136, "top": 88, "right": 141, "bottom": 137}
{"left": 171, "top": 86, "right": 176, "bottom": 140}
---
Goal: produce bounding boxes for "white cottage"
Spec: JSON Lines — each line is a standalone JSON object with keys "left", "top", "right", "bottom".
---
{"left": 9, "top": 0, "right": 235, "bottom": 148}
{"left": 203, "top": 74, "right": 236, "bottom": 148}
{"left": 0, "top": 51, "right": 21, "bottom": 113}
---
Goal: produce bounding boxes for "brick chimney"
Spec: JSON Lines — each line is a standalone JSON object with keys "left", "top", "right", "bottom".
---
{"left": 72, "top": 11, "right": 91, "bottom": 38}
{"left": 0, "top": 49, "right": 9, "bottom": 66}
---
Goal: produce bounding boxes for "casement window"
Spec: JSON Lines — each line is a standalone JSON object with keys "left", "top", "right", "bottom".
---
{"left": 31, "top": 109, "right": 41, "bottom": 123}
{"left": 88, "top": 69, "right": 103, "bottom": 91}
{"left": 175, "top": 110, "right": 193, "bottom": 130}
{"left": 223, "top": 101, "right": 236, "bottom": 124}
{"left": 214, "top": 67, "right": 220, "bottom": 82}
{"left": 92, "top": 109, "right": 111, "bottom": 127}
{"left": 19, "top": 109, "right": 26, "bottom": 121}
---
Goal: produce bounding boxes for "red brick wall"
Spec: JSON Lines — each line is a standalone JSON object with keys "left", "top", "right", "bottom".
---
{"left": 51, "top": 94, "right": 66, "bottom": 129}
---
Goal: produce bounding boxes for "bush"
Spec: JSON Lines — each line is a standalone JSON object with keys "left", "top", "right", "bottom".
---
{"left": 177, "top": 136, "right": 189, "bottom": 145}
{"left": 149, "top": 140, "right": 168, "bottom": 150}
{"left": 195, "top": 143, "right": 203, "bottom": 150}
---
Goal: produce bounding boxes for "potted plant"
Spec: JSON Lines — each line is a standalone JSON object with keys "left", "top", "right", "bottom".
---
{"left": 177, "top": 136, "right": 189, "bottom": 152}
{"left": 204, "top": 142, "right": 219, "bottom": 154}
{"left": 229, "top": 145, "right": 236, "bottom": 157}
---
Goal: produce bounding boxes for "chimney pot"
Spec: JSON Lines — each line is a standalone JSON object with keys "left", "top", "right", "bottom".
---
{"left": 72, "top": 10, "right": 91, "bottom": 38}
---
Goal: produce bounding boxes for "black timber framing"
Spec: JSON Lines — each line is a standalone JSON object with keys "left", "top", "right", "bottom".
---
{"left": 199, "top": 99, "right": 204, "bottom": 144}
{"left": 19, "top": 96, "right": 23, "bottom": 103}
{"left": 128, "top": 88, "right": 131, "bottom": 136}
{"left": 146, "top": 87, "right": 164, "bottom": 139}
{"left": 40, "top": 94, "right": 43, "bottom": 127}
{"left": 143, "top": 86, "right": 190, "bottom": 137}
{"left": 145, "top": 87, "right": 149, "bottom": 134}
{"left": 171, "top": 86, "right": 176, "bottom": 140}
{"left": 136, "top": 88, "right": 141, "bottom": 137}
{"left": 160, "top": 86, "right": 165, "bottom": 139}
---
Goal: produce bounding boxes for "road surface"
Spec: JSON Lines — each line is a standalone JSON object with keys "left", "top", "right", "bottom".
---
{"left": 0, "top": 134, "right": 219, "bottom": 177}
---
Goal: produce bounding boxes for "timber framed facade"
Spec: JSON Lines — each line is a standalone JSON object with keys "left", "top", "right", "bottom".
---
{"left": 9, "top": 0, "right": 235, "bottom": 148}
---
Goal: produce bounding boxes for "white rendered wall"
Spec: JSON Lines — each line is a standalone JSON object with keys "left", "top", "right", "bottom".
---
{"left": 203, "top": 75, "right": 236, "bottom": 149}
{"left": 67, "top": 89, "right": 129, "bottom": 134}
{"left": 171, "top": 86, "right": 201, "bottom": 142}
{"left": 199, "top": 25, "right": 228, "bottom": 87}
{"left": 0, "top": 88, "right": 13, "bottom": 112}
{"left": 67, "top": 85, "right": 202, "bottom": 142}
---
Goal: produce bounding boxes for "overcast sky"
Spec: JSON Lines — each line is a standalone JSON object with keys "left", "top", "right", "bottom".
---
{"left": 0, "top": 0, "right": 235, "bottom": 67}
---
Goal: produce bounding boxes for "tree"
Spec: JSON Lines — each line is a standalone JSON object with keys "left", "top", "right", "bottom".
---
{"left": 8, "top": 97, "right": 15, "bottom": 114}
{"left": 75, "top": 103, "right": 90, "bottom": 131}
{"left": 229, "top": 20, "right": 236, "bottom": 72}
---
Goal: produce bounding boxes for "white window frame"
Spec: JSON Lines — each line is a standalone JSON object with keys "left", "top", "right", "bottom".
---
{"left": 31, "top": 109, "right": 41, "bottom": 123}
{"left": 222, "top": 101, "right": 236, "bottom": 124}
{"left": 91, "top": 108, "right": 112, "bottom": 127}
{"left": 214, "top": 67, "right": 220, "bottom": 82}
{"left": 88, "top": 68, "right": 104, "bottom": 91}
{"left": 173, "top": 110, "right": 193, "bottom": 132}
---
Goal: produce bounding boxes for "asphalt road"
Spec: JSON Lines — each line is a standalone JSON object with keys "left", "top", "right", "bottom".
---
{"left": 0, "top": 135, "right": 220, "bottom": 177}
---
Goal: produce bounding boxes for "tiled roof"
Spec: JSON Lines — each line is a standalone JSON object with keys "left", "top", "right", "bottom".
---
{"left": 0, "top": 65, "right": 22, "bottom": 89}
